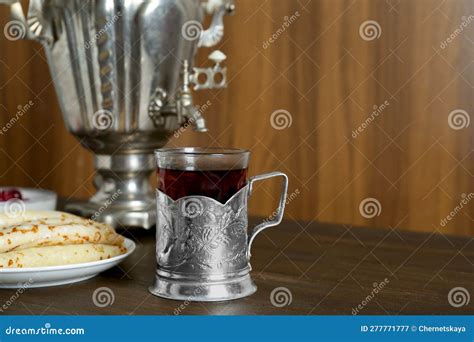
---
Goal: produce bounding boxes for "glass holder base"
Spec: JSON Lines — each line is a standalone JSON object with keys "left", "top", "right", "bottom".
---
{"left": 149, "top": 272, "right": 257, "bottom": 302}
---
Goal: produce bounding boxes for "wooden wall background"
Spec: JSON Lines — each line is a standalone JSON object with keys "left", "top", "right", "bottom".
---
{"left": 0, "top": 0, "right": 472, "bottom": 236}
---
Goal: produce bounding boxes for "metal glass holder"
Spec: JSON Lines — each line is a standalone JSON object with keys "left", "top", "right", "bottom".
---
{"left": 149, "top": 172, "right": 289, "bottom": 301}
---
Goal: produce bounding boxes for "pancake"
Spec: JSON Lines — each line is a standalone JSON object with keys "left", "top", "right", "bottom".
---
{"left": 0, "top": 210, "right": 110, "bottom": 230}
{"left": 0, "top": 220, "right": 124, "bottom": 254}
{"left": 0, "top": 244, "right": 127, "bottom": 268}
{"left": 0, "top": 211, "right": 127, "bottom": 267}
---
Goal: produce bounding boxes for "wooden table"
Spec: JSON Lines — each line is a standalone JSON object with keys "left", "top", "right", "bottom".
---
{"left": 1, "top": 219, "right": 472, "bottom": 315}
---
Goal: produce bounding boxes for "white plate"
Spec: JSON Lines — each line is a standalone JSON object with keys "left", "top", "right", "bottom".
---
{"left": 0, "top": 238, "right": 136, "bottom": 288}
{"left": 0, "top": 187, "right": 57, "bottom": 213}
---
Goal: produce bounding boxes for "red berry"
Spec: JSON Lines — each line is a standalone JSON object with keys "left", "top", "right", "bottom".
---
{"left": 0, "top": 189, "right": 22, "bottom": 202}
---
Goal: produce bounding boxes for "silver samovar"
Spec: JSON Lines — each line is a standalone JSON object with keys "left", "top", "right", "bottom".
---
{"left": 0, "top": 0, "right": 235, "bottom": 228}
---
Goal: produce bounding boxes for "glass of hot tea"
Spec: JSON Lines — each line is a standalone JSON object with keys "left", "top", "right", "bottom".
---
{"left": 150, "top": 147, "right": 288, "bottom": 301}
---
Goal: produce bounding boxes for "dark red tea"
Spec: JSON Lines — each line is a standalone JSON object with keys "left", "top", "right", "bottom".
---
{"left": 157, "top": 168, "right": 248, "bottom": 203}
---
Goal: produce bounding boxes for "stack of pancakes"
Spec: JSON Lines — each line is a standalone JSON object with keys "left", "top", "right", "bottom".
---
{"left": 0, "top": 211, "right": 127, "bottom": 268}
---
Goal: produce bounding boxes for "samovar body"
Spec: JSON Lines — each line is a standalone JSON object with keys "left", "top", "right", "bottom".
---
{"left": 1, "top": 0, "right": 234, "bottom": 228}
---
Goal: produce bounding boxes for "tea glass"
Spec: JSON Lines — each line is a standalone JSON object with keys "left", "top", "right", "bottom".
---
{"left": 149, "top": 147, "right": 288, "bottom": 301}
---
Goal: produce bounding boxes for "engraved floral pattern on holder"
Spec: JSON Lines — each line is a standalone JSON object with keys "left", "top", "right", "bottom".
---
{"left": 156, "top": 187, "right": 249, "bottom": 274}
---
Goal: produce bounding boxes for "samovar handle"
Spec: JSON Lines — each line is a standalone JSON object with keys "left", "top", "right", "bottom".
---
{"left": 0, "top": 0, "right": 52, "bottom": 44}
{"left": 199, "top": 0, "right": 235, "bottom": 48}
{"left": 0, "top": 0, "right": 27, "bottom": 38}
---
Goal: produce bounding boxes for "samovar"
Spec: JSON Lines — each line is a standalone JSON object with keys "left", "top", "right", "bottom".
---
{"left": 0, "top": 0, "right": 235, "bottom": 228}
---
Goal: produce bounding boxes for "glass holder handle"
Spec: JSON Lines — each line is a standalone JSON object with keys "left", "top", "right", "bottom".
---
{"left": 247, "top": 172, "right": 289, "bottom": 260}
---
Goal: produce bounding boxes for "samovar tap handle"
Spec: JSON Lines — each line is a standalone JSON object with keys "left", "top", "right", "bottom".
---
{"left": 189, "top": 50, "right": 228, "bottom": 91}
{"left": 199, "top": 0, "right": 235, "bottom": 48}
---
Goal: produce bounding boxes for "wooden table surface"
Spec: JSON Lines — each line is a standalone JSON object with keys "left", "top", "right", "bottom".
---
{"left": 1, "top": 219, "right": 472, "bottom": 315}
